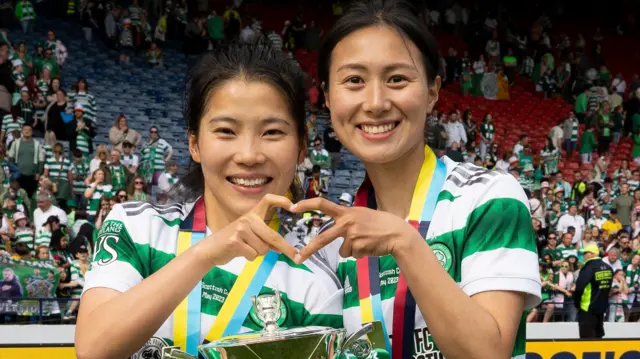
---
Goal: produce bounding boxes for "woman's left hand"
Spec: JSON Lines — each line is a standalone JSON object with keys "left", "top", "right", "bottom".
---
{"left": 290, "top": 197, "right": 421, "bottom": 263}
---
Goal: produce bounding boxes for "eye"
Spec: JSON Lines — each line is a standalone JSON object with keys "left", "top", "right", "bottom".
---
{"left": 344, "top": 76, "right": 363, "bottom": 85}
{"left": 214, "top": 128, "right": 235, "bottom": 136}
{"left": 264, "top": 128, "right": 286, "bottom": 137}
{"left": 388, "top": 75, "right": 408, "bottom": 84}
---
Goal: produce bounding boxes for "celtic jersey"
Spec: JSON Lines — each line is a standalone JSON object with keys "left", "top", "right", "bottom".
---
{"left": 83, "top": 200, "right": 344, "bottom": 359}
{"left": 336, "top": 159, "right": 541, "bottom": 359}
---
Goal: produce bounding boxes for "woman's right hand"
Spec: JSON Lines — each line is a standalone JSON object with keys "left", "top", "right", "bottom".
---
{"left": 195, "top": 194, "right": 299, "bottom": 267}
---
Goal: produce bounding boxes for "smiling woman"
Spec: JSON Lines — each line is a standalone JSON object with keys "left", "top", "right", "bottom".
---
{"left": 74, "top": 44, "right": 343, "bottom": 359}
{"left": 291, "top": 1, "right": 542, "bottom": 359}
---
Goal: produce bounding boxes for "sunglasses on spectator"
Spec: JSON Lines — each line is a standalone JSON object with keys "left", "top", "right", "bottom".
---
{"left": 548, "top": 236, "right": 556, "bottom": 240}
{"left": 135, "top": 181, "right": 144, "bottom": 184}
{"left": 150, "top": 130, "right": 158, "bottom": 134}
{"left": 119, "top": 195, "right": 127, "bottom": 198}
{"left": 561, "top": 265, "right": 569, "bottom": 268}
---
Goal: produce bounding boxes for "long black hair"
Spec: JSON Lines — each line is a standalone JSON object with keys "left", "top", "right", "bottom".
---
{"left": 179, "top": 42, "right": 307, "bottom": 202}
{"left": 318, "top": 0, "right": 442, "bottom": 89}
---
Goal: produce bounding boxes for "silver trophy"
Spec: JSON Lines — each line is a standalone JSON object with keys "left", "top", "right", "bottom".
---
{"left": 196, "top": 290, "right": 382, "bottom": 359}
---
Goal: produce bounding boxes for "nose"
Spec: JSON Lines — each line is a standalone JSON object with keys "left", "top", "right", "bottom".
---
{"left": 232, "top": 140, "right": 266, "bottom": 167}
{"left": 361, "top": 81, "right": 391, "bottom": 117}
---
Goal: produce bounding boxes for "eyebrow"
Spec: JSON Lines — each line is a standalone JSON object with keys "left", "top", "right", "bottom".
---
{"left": 208, "top": 116, "right": 293, "bottom": 127}
{"left": 335, "top": 62, "right": 418, "bottom": 73}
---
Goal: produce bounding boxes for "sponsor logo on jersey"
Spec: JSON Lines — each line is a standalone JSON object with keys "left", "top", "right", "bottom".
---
{"left": 429, "top": 242, "right": 453, "bottom": 273}
{"left": 249, "top": 293, "right": 288, "bottom": 328}
{"left": 344, "top": 275, "right": 352, "bottom": 295}
{"left": 131, "top": 337, "right": 169, "bottom": 359}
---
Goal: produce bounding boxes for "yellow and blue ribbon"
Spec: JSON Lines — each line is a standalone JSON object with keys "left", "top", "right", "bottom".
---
{"left": 354, "top": 146, "right": 447, "bottom": 359}
{"left": 173, "top": 199, "right": 281, "bottom": 355}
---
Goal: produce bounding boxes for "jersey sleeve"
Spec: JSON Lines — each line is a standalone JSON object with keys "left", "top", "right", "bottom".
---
{"left": 82, "top": 204, "right": 145, "bottom": 295}
{"left": 459, "top": 174, "right": 542, "bottom": 310}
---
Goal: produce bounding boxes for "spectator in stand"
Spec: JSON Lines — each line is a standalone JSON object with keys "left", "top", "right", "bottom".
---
{"left": 84, "top": 168, "right": 113, "bottom": 222}
{"left": 603, "top": 208, "right": 623, "bottom": 236}
{"left": 127, "top": 175, "right": 149, "bottom": 202}
{"left": 540, "top": 138, "right": 560, "bottom": 175}
{"left": 119, "top": 18, "right": 134, "bottom": 64}
{"left": 33, "top": 192, "right": 67, "bottom": 233}
{"left": 461, "top": 110, "right": 476, "bottom": 146}
{"left": 1, "top": 106, "right": 24, "bottom": 145}
{"left": 156, "top": 160, "right": 178, "bottom": 197}
{"left": 68, "top": 79, "right": 97, "bottom": 126}
{"left": 609, "top": 269, "right": 631, "bottom": 322}
{"left": 597, "top": 102, "right": 613, "bottom": 155}
{"left": 626, "top": 254, "right": 640, "bottom": 307}
{"left": 88, "top": 143, "right": 108, "bottom": 175}
{"left": 120, "top": 141, "right": 138, "bottom": 175}
{"left": 70, "top": 149, "right": 89, "bottom": 209}
{"left": 563, "top": 112, "right": 579, "bottom": 159}
{"left": 108, "top": 149, "right": 127, "bottom": 193}
{"left": 140, "top": 125, "right": 172, "bottom": 194}
{"left": 444, "top": 110, "right": 466, "bottom": 148}
{"left": 512, "top": 134, "right": 528, "bottom": 157}
{"left": 557, "top": 232, "right": 579, "bottom": 259}
{"left": 309, "top": 137, "right": 331, "bottom": 175}
{"left": 574, "top": 244, "right": 613, "bottom": 338}
{"left": 108, "top": 113, "right": 141, "bottom": 153}
{"left": 304, "top": 20, "right": 322, "bottom": 51}
{"left": 633, "top": 128, "right": 640, "bottom": 165}
{"left": 588, "top": 206, "right": 607, "bottom": 229}
{"left": 303, "top": 165, "right": 327, "bottom": 199}
{"left": 43, "top": 142, "right": 72, "bottom": 208}
{"left": 145, "top": 42, "right": 163, "bottom": 67}
{"left": 15, "top": 0, "right": 36, "bottom": 34}
{"left": 579, "top": 125, "right": 597, "bottom": 164}
{"left": 35, "top": 214, "right": 58, "bottom": 249}
{"left": 613, "top": 183, "right": 634, "bottom": 236}
{"left": 602, "top": 247, "right": 623, "bottom": 272}
{"left": 471, "top": 54, "right": 485, "bottom": 97}
{"left": 45, "top": 30, "right": 67, "bottom": 68}
{"left": 445, "top": 141, "right": 464, "bottom": 162}
{"left": 206, "top": 10, "right": 224, "bottom": 49}
{"left": 571, "top": 171, "right": 587, "bottom": 203}
{"left": 8, "top": 124, "right": 43, "bottom": 196}
{"left": 338, "top": 192, "right": 352, "bottom": 206}
{"left": 478, "top": 112, "right": 494, "bottom": 160}
{"left": 104, "top": 7, "right": 119, "bottom": 49}
{"left": 557, "top": 202, "right": 585, "bottom": 245}
{"left": 323, "top": 122, "right": 342, "bottom": 173}
{"left": 612, "top": 106, "right": 624, "bottom": 144}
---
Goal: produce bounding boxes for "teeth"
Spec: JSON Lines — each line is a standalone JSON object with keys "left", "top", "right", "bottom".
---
{"left": 229, "top": 177, "right": 269, "bottom": 187}
{"left": 361, "top": 123, "right": 397, "bottom": 134}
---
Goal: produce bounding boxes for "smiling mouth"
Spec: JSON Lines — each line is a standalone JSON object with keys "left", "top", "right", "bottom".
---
{"left": 357, "top": 121, "right": 400, "bottom": 135}
{"left": 226, "top": 177, "right": 273, "bottom": 188}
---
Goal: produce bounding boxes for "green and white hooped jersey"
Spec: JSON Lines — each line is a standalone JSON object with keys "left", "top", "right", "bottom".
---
{"left": 83, "top": 200, "right": 344, "bottom": 358}
{"left": 70, "top": 260, "right": 87, "bottom": 296}
{"left": 15, "top": 227, "right": 34, "bottom": 250}
{"left": 87, "top": 184, "right": 114, "bottom": 217}
{"left": 336, "top": 158, "right": 542, "bottom": 359}
{"left": 142, "top": 139, "right": 172, "bottom": 171}
{"left": 1, "top": 115, "right": 24, "bottom": 134}
{"left": 44, "top": 156, "right": 71, "bottom": 180}
{"left": 35, "top": 228, "right": 51, "bottom": 248}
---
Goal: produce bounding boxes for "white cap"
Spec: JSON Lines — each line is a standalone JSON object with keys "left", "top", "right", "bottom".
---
{"left": 339, "top": 192, "right": 353, "bottom": 204}
{"left": 11, "top": 59, "right": 22, "bottom": 67}
{"left": 74, "top": 104, "right": 84, "bottom": 112}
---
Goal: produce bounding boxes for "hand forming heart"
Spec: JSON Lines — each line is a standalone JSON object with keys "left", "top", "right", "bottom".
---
{"left": 290, "top": 197, "right": 418, "bottom": 264}
{"left": 200, "top": 194, "right": 300, "bottom": 266}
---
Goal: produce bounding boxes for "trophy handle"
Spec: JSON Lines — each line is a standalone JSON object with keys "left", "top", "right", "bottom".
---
{"left": 342, "top": 322, "right": 374, "bottom": 351}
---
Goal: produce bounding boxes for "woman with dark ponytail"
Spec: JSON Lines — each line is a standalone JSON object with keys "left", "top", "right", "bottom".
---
{"left": 291, "top": 1, "right": 542, "bottom": 358}
{"left": 75, "top": 43, "right": 343, "bottom": 359}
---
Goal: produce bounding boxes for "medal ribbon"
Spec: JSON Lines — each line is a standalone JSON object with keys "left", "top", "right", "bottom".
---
{"left": 173, "top": 197, "right": 282, "bottom": 355}
{"left": 355, "top": 146, "right": 447, "bottom": 359}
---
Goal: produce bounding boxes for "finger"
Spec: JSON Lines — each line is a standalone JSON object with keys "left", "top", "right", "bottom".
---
{"left": 247, "top": 214, "right": 299, "bottom": 260}
{"left": 295, "top": 222, "right": 344, "bottom": 264}
{"left": 238, "top": 228, "right": 271, "bottom": 257}
{"left": 235, "top": 240, "right": 259, "bottom": 262}
{"left": 252, "top": 194, "right": 295, "bottom": 219}
{"left": 291, "top": 197, "right": 345, "bottom": 218}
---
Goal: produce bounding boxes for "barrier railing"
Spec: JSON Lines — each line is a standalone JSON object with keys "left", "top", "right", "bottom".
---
{"left": 0, "top": 298, "right": 80, "bottom": 324}
{"left": 530, "top": 289, "right": 640, "bottom": 322}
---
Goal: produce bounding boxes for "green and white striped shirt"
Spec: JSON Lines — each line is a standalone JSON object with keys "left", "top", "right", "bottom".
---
{"left": 84, "top": 200, "right": 343, "bottom": 356}
{"left": 68, "top": 92, "right": 97, "bottom": 123}
{"left": 15, "top": 227, "right": 34, "bottom": 250}
{"left": 336, "top": 159, "right": 541, "bottom": 359}
{"left": 87, "top": 184, "right": 113, "bottom": 217}
{"left": 44, "top": 156, "right": 71, "bottom": 180}
{"left": 76, "top": 127, "right": 91, "bottom": 156}
{"left": 1, "top": 115, "right": 24, "bottom": 134}
{"left": 570, "top": 118, "right": 579, "bottom": 142}
{"left": 142, "top": 138, "right": 172, "bottom": 171}
{"left": 70, "top": 259, "right": 87, "bottom": 297}
{"left": 43, "top": 144, "right": 54, "bottom": 162}
{"left": 71, "top": 160, "right": 90, "bottom": 196}
{"left": 480, "top": 122, "right": 494, "bottom": 142}
{"left": 35, "top": 228, "right": 51, "bottom": 248}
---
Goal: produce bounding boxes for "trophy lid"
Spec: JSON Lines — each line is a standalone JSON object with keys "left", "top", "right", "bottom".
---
{"left": 203, "top": 326, "right": 344, "bottom": 348}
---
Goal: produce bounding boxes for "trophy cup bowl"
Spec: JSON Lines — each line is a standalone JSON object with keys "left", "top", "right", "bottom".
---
{"left": 197, "top": 291, "right": 378, "bottom": 359}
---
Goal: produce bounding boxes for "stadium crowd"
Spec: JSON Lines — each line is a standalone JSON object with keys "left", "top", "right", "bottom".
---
{"left": 0, "top": 0, "right": 638, "bottom": 326}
